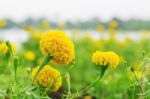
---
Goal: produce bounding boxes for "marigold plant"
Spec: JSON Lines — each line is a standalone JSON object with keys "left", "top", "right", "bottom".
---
{"left": 40, "top": 30, "right": 75, "bottom": 66}
{"left": 31, "top": 65, "right": 62, "bottom": 92}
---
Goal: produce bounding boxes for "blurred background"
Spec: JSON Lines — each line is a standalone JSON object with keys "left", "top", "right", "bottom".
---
{"left": 0, "top": 0, "right": 150, "bottom": 44}
{"left": 1, "top": 0, "right": 150, "bottom": 99}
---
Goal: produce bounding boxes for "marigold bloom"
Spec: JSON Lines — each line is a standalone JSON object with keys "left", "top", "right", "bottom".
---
{"left": 92, "top": 51, "right": 120, "bottom": 68}
{"left": 31, "top": 65, "right": 62, "bottom": 92}
{"left": 0, "top": 19, "right": 6, "bottom": 28}
{"left": 108, "top": 20, "right": 118, "bottom": 28}
{"left": 40, "top": 30, "right": 74, "bottom": 66}
{"left": 24, "top": 51, "right": 35, "bottom": 61}
{"left": 96, "top": 25, "right": 105, "bottom": 32}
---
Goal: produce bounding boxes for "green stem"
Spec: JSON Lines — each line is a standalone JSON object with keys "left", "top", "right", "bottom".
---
{"left": 130, "top": 84, "right": 135, "bottom": 99}
{"left": 80, "top": 75, "right": 101, "bottom": 93}
{"left": 65, "top": 72, "right": 71, "bottom": 99}
{"left": 80, "top": 65, "right": 108, "bottom": 93}
{"left": 33, "top": 53, "right": 52, "bottom": 81}
{"left": 13, "top": 56, "right": 19, "bottom": 83}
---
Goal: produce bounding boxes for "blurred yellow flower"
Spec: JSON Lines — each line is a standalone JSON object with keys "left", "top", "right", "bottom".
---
{"left": 130, "top": 71, "right": 143, "bottom": 81}
{"left": 0, "top": 19, "right": 6, "bottom": 28}
{"left": 31, "top": 30, "right": 43, "bottom": 39}
{"left": 92, "top": 51, "right": 120, "bottom": 68}
{"left": 134, "top": 71, "right": 143, "bottom": 80}
{"left": 31, "top": 65, "right": 62, "bottom": 92}
{"left": 96, "top": 25, "right": 105, "bottom": 32}
{"left": 24, "top": 25, "right": 35, "bottom": 33}
{"left": 40, "top": 30, "right": 75, "bottom": 66}
{"left": 24, "top": 51, "right": 35, "bottom": 61}
{"left": 108, "top": 28, "right": 116, "bottom": 37}
{"left": 108, "top": 20, "right": 118, "bottom": 28}
{"left": 117, "top": 41, "right": 126, "bottom": 49}
{"left": 0, "top": 43, "right": 16, "bottom": 54}
{"left": 140, "top": 30, "right": 150, "bottom": 39}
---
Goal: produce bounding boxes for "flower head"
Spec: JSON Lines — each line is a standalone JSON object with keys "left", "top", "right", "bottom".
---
{"left": 40, "top": 30, "right": 74, "bottom": 66}
{"left": 0, "top": 19, "right": 6, "bottom": 28}
{"left": 96, "top": 25, "right": 105, "bottom": 32}
{"left": 24, "top": 51, "right": 35, "bottom": 61}
{"left": 31, "top": 65, "right": 62, "bottom": 92}
{"left": 92, "top": 51, "right": 120, "bottom": 68}
{"left": 108, "top": 20, "right": 118, "bottom": 28}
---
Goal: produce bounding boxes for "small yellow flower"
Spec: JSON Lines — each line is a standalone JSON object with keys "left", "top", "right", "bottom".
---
{"left": 96, "top": 25, "right": 105, "bottom": 32}
{"left": 30, "top": 29, "right": 42, "bottom": 39}
{"left": 0, "top": 19, "right": 6, "bottom": 28}
{"left": 24, "top": 25, "right": 35, "bottom": 33}
{"left": 31, "top": 65, "right": 62, "bottom": 92}
{"left": 0, "top": 43, "right": 16, "bottom": 54}
{"left": 40, "top": 30, "right": 75, "bottom": 66}
{"left": 24, "top": 51, "right": 35, "bottom": 61}
{"left": 129, "top": 71, "right": 143, "bottom": 81}
{"left": 134, "top": 71, "right": 143, "bottom": 80}
{"left": 108, "top": 20, "right": 118, "bottom": 28}
{"left": 108, "top": 28, "right": 116, "bottom": 37}
{"left": 92, "top": 51, "right": 120, "bottom": 68}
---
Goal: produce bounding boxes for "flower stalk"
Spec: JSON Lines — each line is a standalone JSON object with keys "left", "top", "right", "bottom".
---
{"left": 65, "top": 72, "right": 71, "bottom": 99}
{"left": 33, "top": 53, "right": 52, "bottom": 81}
{"left": 13, "top": 56, "right": 19, "bottom": 83}
{"left": 80, "top": 65, "right": 108, "bottom": 93}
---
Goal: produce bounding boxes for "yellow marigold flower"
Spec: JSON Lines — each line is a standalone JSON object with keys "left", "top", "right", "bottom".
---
{"left": 0, "top": 43, "right": 16, "bottom": 54}
{"left": 0, "top": 19, "right": 6, "bottom": 28}
{"left": 108, "top": 20, "right": 118, "bottom": 28}
{"left": 40, "top": 30, "right": 74, "bottom": 66}
{"left": 105, "top": 51, "right": 120, "bottom": 68}
{"left": 96, "top": 25, "right": 105, "bottom": 32}
{"left": 92, "top": 51, "right": 120, "bottom": 68}
{"left": 24, "top": 51, "right": 35, "bottom": 61}
{"left": 31, "top": 65, "right": 62, "bottom": 92}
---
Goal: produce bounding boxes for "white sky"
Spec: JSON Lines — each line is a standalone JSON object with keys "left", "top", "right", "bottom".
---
{"left": 0, "top": 0, "right": 150, "bottom": 21}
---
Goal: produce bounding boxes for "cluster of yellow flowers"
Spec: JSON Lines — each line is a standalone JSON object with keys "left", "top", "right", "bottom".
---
{"left": 31, "top": 30, "right": 75, "bottom": 92}
{"left": 31, "top": 30, "right": 120, "bottom": 93}
{"left": 31, "top": 65, "right": 62, "bottom": 92}
{"left": 0, "top": 42, "right": 16, "bottom": 54}
{"left": 92, "top": 51, "right": 120, "bottom": 68}
{"left": 40, "top": 30, "right": 75, "bottom": 66}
